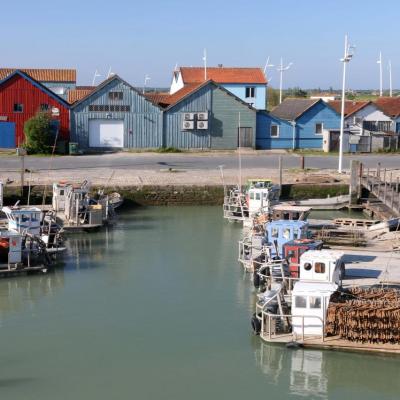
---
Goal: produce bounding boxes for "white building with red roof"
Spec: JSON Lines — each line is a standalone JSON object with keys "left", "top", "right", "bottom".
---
{"left": 170, "top": 66, "right": 267, "bottom": 110}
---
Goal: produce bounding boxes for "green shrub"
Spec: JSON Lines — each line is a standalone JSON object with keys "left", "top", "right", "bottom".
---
{"left": 23, "top": 112, "right": 52, "bottom": 154}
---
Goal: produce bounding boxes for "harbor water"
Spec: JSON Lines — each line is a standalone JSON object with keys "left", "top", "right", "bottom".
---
{"left": 0, "top": 206, "right": 398, "bottom": 400}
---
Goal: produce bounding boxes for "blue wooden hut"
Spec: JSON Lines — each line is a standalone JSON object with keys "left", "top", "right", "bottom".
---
{"left": 256, "top": 98, "right": 340, "bottom": 149}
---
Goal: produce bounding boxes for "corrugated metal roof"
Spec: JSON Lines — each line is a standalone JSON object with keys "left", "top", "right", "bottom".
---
{"left": 180, "top": 67, "right": 267, "bottom": 84}
{"left": 329, "top": 100, "right": 371, "bottom": 117}
{"left": 68, "top": 89, "right": 95, "bottom": 104}
{"left": 374, "top": 97, "right": 400, "bottom": 118}
{"left": 270, "top": 98, "right": 320, "bottom": 120}
{"left": 0, "top": 68, "right": 76, "bottom": 82}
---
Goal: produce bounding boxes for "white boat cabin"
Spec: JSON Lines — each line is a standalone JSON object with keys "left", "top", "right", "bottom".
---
{"left": 299, "top": 250, "right": 345, "bottom": 285}
{"left": 292, "top": 281, "right": 338, "bottom": 336}
{"left": 0, "top": 229, "right": 22, "bottom": 265}
{"left": 2, "top": 206, "right": 42, "bottom": 236}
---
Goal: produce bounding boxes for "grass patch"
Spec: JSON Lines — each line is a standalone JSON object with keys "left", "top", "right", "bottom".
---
{"left": 289, "top": 149, "right": 338, "bottom": 156}
{"left": 155, "top": 147, "right": 183, "bottom": 153}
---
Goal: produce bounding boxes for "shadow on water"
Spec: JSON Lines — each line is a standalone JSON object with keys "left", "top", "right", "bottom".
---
{"left": 253, "top": 341, "right": 400, "bottom": 399}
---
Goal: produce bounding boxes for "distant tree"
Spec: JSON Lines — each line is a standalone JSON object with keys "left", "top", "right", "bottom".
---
{"left": 287, "top": 87, "right": 308, "bottom": 98}
{"left": 24, "top": 112, "right": 52, "bottom": 154}
{"left": 346, "top": 92, "right": 356, "bottom": 100}
{"left": 267, "top": 86, "right": 280, "bottom": 109}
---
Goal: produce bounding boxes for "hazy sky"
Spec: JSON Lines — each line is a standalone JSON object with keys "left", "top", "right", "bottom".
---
{"left": 1, "top": 0, "right": 399, "bottom": 89}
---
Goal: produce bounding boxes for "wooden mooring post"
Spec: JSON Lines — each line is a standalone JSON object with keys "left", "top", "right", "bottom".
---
{"left": 349, "top": 159, "right": 361, "bottom": 205}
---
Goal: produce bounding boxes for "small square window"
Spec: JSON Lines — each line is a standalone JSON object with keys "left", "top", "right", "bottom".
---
{"left": 245, "top": 87, "right": 255, "bottom": 98}
{"left": 295, "top": 296, "right": 307, "bottom": 308}
{"left": 315, "top": 262, "right": 325, "bottom": 274}
{"left": 271, "top": 227, "right": 279, "bottom": 238}
{"left": 108, "top": 91, "right": 123, "bottom": 101}
{"left": 270, "top": 124, "right": 279, "bottom": 137}
{"left": 309, "top": 296, "right": 321, "bottom": 309}
{"left": 14, "top": 103, "right": 23, "bottom": 112}
{"left": 40, "top": 104, "right": 49, "bottom": 111}
{"left": 315, "top": 123, "right": 323, "bottom": 134}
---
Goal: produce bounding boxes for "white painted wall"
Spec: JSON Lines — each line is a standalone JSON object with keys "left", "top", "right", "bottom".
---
{"left": 345, "top": 104, "right": 394, "bottom": 131}
{"left": 170, "top": 71, "right": 184, "bottom": 94}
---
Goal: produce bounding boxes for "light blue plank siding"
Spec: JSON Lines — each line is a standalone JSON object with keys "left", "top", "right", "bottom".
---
{"left": 256, "top": 102, "right": 340, "bottom": 149}
{"left": 221, "top": 84, "right": 266, "bottom": 110}
{"left": 164, "top": 85, "right": 212, "bottom": 149}
{"left": 71, "top": 77, "right": 163, "bottom": 150}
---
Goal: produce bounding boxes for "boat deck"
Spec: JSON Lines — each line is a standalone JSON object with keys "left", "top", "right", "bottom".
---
{"left": 260, "top": 333, "right": 400, "bottom": 354}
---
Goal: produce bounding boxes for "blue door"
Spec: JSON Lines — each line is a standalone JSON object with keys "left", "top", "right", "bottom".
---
{"left": 0, "top": 122, "right": 16, "bottom": 148}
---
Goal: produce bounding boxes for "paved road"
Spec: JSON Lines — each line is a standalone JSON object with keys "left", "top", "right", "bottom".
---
{"left": 0, "top": 152, "right": 399, "bottom": 171}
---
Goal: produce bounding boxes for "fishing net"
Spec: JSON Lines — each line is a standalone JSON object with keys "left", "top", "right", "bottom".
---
{"left": 326, "top": 287, "right": 400, "bottom": 344}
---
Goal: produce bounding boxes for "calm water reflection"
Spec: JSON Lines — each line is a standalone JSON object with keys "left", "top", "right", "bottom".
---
{"left": 0, "top": 207, "right": 398, "bottom": 400}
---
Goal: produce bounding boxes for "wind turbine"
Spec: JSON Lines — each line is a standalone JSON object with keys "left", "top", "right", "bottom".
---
{"left": 277, "top": 58, "right": 293, "bottom": 104}
{"left": 203, "top": 48, "right": 207, "bottom": 81}
{"left": 388, "top": 60, "right": 393, "bottom": 97}
{"left": 143, "top": 74, "right": 151, "bottom": 94}
{"left": 107, "top": 66, "right": 113, "bottom": 79}
{"left": 92, "top": 69, "right": 101, "bottom": 86}
{"left": 338, "top": 34, "right": 355, "bottom": 174}
{"left": 377, "top": 52, "right": 383, "bottom": 96}
{"left": 263, "top": 56, "right": 274, "bottom": 76}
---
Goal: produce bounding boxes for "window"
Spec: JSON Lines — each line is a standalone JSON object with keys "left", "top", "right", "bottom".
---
{"left": 270, "top": 124, "right": 279, "bottom": 137}
{"left": 255, "top": 193, "right": 261, "bottom": 201}
{"left": 271, "top": 227, "right": 279, "bottom": 238}
{"left": 309, "top": 296, "right": 322, "bottom": 309}
{"left": 283, "top": 227, "right": 291, "bottom": 240}
{"left": 88, "top": 104, "right": 130, "bottom": 112}
{"left": 40, "top": 104, "right": 49, "bottom": 111}
{"left": 13, "top": 103, "right": 23, "bottom": 113}
{"left": 287, "top": 250, "right": 296, "bottom": 260}
{"left": 315, "top": 123, "right": 323, "bottom": 134}
{"left": 293, "top": 227, "right": 299, "bottom": 237}
{"left": 295, "top": 296, "right": 307, "bottom": 308}
{"left": 315, "top": 262, "right": 325, "bottom": 274}
{"left": 303, "top": 262, "right": 312, "bottom": 271}
{"left": 108, "top": 91, "right": 123, "bottom": 101}
{"left": 245, "top": 87, "right": 255, "bottom": 98}
{"left": 60, "top": 190, "right": 64, "bottom": 196}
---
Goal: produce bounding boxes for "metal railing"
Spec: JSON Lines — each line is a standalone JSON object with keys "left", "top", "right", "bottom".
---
{"left": 258, "top": 311, "right": 325, "bottom": 343}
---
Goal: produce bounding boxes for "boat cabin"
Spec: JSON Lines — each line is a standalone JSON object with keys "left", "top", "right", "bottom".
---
{"left": 0, "top": 229, "right": 22, "bottom": 266}
{"left": 271, "top": 205, "right": 311, "bottom": 221}
{"left": 299, "top": 250, "right": 345, "bottom": 284}
{"left": 283, "top": 239, "right": 324, "bottom": 278}
{"left": 52, "top": 182, "right": 72, "bottom": 211}
{"left": 265, "top": 220, "right": 309, "bottom": 258}
{"left": 2, "top": 206, "right": 42, "bottom": 235}
{"left": 291, "top": 281, "right": 338, "bottom": 336}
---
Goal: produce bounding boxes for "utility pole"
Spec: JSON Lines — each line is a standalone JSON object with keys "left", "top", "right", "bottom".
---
{"left": 388, "top": 60, "right": 393, "bottom": 97}
{"left": 338, "top": 34, "right": 354, "bottom": 174}
{"left": 277, "top": 58, "right": 292, "bottom": 104}
{"left": 143, "top": 74, "right": 151, "bottom": 94}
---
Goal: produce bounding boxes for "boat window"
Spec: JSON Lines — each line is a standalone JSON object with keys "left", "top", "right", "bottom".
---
{"left": 315, "top": 262, "right": 326, "bottom": 273}
{"left": 293, "top": 227, "right": 299, "bottom": 237}
{"left": 287, "top": 250, "right": 296, "bottom": 260}
{"left": 283, "top": 213, "right": 290, "bottom": 220}
{"left": 295, "top": 296, "right": 307, "bottom": 308}
{"left": 293, "top": 212, "right": 299, "bottom": 220}
{"left": 60, "top": 189, "right": 65, "bottom": 196}
{"left": 271, "top": 227, "right": 279, "bottom": 238}
{"left": 283, "top": 227, "right": 291, "bottom": 240}
{"left": 249, "top": 192, "right": 254, "bottom": 200}
{"left": 304, "top": 262, "right": 312, "bottom": 271}
{"left": 255, "top": 193, "right": 261, "bottom": 200}
{"left": 309, "top": 296, "right": 322, "bottom": 309}
{"left": 21, "top": 214, "right": 29, "bottom": 222}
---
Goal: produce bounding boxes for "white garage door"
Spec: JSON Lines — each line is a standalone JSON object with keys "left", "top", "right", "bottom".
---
{"left": 88, "top": 119, "right": 124, "bottom": 147}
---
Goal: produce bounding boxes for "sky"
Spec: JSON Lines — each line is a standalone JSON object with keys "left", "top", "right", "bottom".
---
{"left": 1, "top": 0, "right": 399, "bottom": 89}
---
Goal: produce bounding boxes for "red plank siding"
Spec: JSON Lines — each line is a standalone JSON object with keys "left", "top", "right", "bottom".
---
{"left": 0, "top": 74, "right": 69, "bottom": 146}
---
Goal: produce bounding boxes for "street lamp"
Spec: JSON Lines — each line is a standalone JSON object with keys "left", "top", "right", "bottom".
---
{"left": 338, "top": 34, "right": 355, "bottom": 174}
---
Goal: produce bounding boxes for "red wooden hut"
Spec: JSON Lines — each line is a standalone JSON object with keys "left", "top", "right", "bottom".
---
{"left": 0, "top": 70, "right": 70, "bottom": 148}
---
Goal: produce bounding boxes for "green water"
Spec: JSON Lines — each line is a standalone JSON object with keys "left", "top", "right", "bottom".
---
{"left": 0, "top": 207, "right": 398, "bottom": 400}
